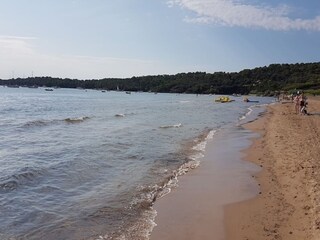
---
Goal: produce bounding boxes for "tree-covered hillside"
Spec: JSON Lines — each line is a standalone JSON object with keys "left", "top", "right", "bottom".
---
{"left": 1, "top": 62, "right": 320, "bottom": 95}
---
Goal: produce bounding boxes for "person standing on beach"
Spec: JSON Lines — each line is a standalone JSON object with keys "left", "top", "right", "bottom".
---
{"left": 300, "top": 93, "right": 308, "bottom": 115}
{"left": 294, "top": 92, "right": 300, "bottom": 114}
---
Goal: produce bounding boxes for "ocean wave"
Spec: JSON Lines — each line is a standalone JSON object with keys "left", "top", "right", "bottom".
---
{"left": 64, "top": 116, "right": 90, "bottom": 123}
{"left": 175, "top": 159, "right": 201, "bottom": 178}
{"left": 95, "top": 129, "right": 218, "bottom": 240}
{"left": 159, "top": 123, "right": 182, "bottom": 129}
{"left": 126, "top": 129, "right": 217, "bottom": 239}
{"left": 22, "top": 120, "right": 53, "bottom": 128}
{"left": 114, "top": 114, "right": 125, "bottom": 117}
{"left": 239, "top": 107, "right": 253, "bottom": 120}
{"left": 135, "top": 130, "right": 216, "bottom": 205}
{"left": 239, "top": 102, "right": 272, "bottom": 121}
{"left": 0, "top": 167, "right": 45, "bottom": 192}
{"left": 130, "top": 159, "right": 202, "bottom": 218}
{"left": 22, "top": 116, "right": 90, "bottom": 128}
{"left": 0, "top": 180, "right": 18, "bottom": 192}
{"left": 192, "top": 129, "right": 216, "bottom": 152}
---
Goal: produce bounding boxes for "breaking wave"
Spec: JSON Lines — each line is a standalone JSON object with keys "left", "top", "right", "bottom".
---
{"left": 239, "top": 107, "right": 253, "bottom": 120}
{"left": 135, "top": 130, "right": 216, "bottom": 233}
{"left": 0, "top": 167, "right": 45, "bottom": 192}
{"left": 94, "top": 129, "right": 217, "bottom": 240}
{"left": 239, "top": 102, "right": 272, "bottom": 121}
{"left": 22, "top": 120, "right": 53, "bottom": 128}
{"left": 114, "top": 114, "right": 125, "bottom": 117}
{"left": 64, "top": 116, "right": 90, "bottom": 123}
{"left": 159, "top": 123, "right": 182, "bottom": 129}
{"left": 21, "top": 116, "right": 90, "bottom": 128}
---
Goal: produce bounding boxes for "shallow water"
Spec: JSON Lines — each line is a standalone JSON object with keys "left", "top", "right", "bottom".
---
{"left": 150, "top": 125, "right": 262, "bottom": 240}
{"left": 0, "top": 86, "right": 273, "bottom": 239}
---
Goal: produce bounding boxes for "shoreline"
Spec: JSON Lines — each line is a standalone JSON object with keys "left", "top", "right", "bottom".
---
{"left": 150, "top": 116, "right": 264, "bottom": 240}
{"left": 150, "top": 97, "right": 320, "bottom": 240}
{"left": 225, "top": 97, "right": 320, "bottom": 240}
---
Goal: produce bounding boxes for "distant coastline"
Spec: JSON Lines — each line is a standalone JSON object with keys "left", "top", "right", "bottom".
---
{"left": 1, "top": 62, "right": 320, "bottom": 96}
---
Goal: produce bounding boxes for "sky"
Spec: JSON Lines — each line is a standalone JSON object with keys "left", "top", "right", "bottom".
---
{"left": 0, "top": 0, "right": 319, "bottom": 80}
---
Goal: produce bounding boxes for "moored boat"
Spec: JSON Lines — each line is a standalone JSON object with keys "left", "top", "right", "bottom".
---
{"left": 243, "top": 97, "right": 259, "bottom": 103}
{"left": 214, "top": 96, "right": 235, "bottom": 103}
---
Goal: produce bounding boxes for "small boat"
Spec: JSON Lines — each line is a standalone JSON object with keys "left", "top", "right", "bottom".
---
{"left": 215, "top": 96, "right": 235, "bottom": 103}
{"left": 45, "top": 88, "right": 53, "bottom": 91}
{"left": 243, "top": 97, "right": 259, "bottom": 103}
{"left": 125, "top": 91, "right": 131, "bottom": 94}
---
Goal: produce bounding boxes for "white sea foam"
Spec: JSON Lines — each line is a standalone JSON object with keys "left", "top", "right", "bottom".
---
{"left": 23, "top": 116, "right": 90, "bottom": 127}
{"left": 206, "top": 129, "right": 216, "bottom": 140}
{"left": 239, "top": 107, "right": 253, "bottom": 120}
{"left": 159, "top": 123, "right": 182, "bottom": 129}
{"left": 258, "top": 103, "right": 274, "bottom": 107}
{"left": 112, "top": 129, "right": 216, "bottom": 240}
{"left": 192, "top": 129, "right": 216, "bottom": 152}
{"left": 64, "top": 116, "right": 90, "bottom": 123}
{"left": 239, "top": 101, "right": 273, "bottom": 121}
{"left": 163, "top": 129, "right": 218, "bottom": 191}
{"left": 115, "top": 113, "right": 125, "bottom": 117}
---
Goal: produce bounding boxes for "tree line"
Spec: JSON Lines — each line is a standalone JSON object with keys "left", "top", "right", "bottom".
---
{"left": 1, "top": 62, "right": 320, "bottom": 95}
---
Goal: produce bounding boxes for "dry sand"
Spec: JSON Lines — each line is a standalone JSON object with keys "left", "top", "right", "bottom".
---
{"left": 226, "top": 97, "right": 320, "bottom": 240}
{"left": 151, "top": 97, "right": 320, "bottom": 240}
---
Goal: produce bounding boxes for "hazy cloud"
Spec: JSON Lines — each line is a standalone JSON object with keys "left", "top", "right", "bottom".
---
{"left": 168, "top": 0, "right": 320, "bottom": 31}
{"left": 0, "top": 36, "right": 36, "bottom": 56}
{"left": 0, "top": 36, "right": 166, "bottom": 79}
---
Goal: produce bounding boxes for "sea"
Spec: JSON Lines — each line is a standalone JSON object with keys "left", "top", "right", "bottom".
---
{"left": 0, "top": 86, "right": 274, "bottom": 240}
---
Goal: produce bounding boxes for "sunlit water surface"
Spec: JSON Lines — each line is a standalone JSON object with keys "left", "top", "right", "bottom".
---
{"left": 0, "top": 87, "right": 273, "bottom": 240}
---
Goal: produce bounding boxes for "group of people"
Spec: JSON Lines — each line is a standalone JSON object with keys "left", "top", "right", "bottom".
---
{"left": 293, "top": 91, "right": 308, "bottom": 115}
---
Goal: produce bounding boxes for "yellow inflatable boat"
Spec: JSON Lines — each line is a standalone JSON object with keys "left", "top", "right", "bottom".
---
{"left": 214, "top": 96, "right": 235, "bottom": 103}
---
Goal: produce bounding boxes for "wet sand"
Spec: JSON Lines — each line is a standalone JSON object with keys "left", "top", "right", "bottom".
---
{"left": 151, "top": 97, "right": 320, "bottom": 240}
{"left": 151, "top": 125, "right": 262, "bottom": 240}
{"left": 226, "top": 97, "right": 320, "bottom": 240}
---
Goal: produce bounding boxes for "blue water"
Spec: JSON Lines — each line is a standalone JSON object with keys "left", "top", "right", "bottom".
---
{"left": 0, "top": 86, "right": 273, "bottom": 240}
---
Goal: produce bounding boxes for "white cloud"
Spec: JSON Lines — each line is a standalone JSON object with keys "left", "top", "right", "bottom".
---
{"left": 168, "top": 0, "right": 320, "bottom": 31}
{"left": 0, "top": 36, "right": 36, "bottom": 56}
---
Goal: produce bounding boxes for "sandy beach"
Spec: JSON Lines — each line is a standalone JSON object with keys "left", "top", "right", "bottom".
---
{"left": 226, "top": 97, "right": 320, "bottom": 240}
{"left": 151, "top": 125, "right": 261, "bottom": 240}
{"left": 151, "top": 97, "right": 320, "bottom": 240}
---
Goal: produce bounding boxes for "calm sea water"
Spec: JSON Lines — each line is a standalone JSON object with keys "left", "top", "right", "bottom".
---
{"left": 0, "top": 86, "right": 273, "bottom": 240}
